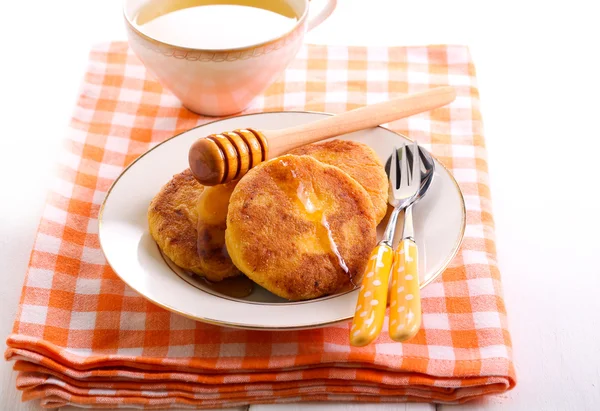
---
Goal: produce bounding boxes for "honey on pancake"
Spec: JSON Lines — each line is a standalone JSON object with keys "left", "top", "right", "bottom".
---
{"left": 288, "top": 140, "right": 389, "bottom": 224}
{"left": 196, "top": 183, "right": 254, "bottom": 298}
{"left": 278, "top": 159, "right": 354, "bottom": 286}
{"left": 196, "top": 184, "right": 235, "bottom": 225}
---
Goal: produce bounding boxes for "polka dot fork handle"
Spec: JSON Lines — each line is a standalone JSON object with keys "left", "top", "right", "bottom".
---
{"left": 349, "top": 244, "right": 393, "bottom": 347}
{"left": 349, "top": 237, "right": 421, "bottom": 346}
{"left": 388, "top": 238, "right": 421, "bottom": 342}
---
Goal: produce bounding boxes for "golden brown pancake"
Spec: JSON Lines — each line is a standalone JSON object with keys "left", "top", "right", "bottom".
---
{"left": 288, "top": 140, "right": 389, "bottom": 224}
{"left": 148, "top": 169, "right": 241, "bottom": 281}
{"left": 225, "top": 154, "right": 378, "bottom": 301}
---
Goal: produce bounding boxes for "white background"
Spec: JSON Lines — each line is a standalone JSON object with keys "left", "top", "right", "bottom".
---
{"left": 1, "top": 1, "right": 600, "bottom": 410}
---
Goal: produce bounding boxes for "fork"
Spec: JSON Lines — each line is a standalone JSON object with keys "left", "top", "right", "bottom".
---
{"left": 388, "top": 145, "right": 422, "bottom": 342}
{"left": 350, "top": 142, "right": 421, "bottom": 347}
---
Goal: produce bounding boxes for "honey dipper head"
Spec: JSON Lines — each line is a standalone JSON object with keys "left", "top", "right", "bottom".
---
{"left": 189, "top": 129, "right": 268, "bottom": 186}
{"left": 188, "top": 138, "right": 226, "bottom": 186}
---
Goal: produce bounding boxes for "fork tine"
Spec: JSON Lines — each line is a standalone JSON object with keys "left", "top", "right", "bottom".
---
{"left": 411, "top": 140, "right": 421, "bottom": 185}
{"left": 390, "top": 146, "right": 398, "bottom": 190}
{"left": 400, "top": 143, "right": 409, "bottom": 189}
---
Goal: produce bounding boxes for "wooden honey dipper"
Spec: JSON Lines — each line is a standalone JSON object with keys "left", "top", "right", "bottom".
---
{"left": 189, "top": 86, "right": 456, "bottom": 185}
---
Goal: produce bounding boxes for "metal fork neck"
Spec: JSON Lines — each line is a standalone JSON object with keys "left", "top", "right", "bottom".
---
{"left": 380, "top": 207, "right": 401, "bottom": 247}
{"left": 402, "top": 204, "right": 415, "bottom": 240}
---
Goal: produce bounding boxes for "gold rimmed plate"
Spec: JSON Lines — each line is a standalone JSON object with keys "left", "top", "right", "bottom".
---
{"left": 98, "top": 111, "right": 465, "bottom": 330}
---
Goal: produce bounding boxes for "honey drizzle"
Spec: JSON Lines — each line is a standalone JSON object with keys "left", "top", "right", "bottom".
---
{"left": 195, "top": 183, "right": 254, "bottom": 298}
{"left": 320, "top": 215, "right": 350, "bottom": 277}
{"left": 278, "top": 160, "right": 352, "bottom": 283}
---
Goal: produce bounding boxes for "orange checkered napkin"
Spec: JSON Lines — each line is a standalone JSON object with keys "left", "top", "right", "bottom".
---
{"left": 5, "top": 42, "right": 515, "bottom": 409}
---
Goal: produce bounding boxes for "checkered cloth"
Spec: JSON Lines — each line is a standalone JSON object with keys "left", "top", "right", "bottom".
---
{"left": 5, "top": 42, "right": 515, "bottom": 409}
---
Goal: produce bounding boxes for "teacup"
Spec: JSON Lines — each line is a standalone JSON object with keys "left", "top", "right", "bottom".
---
{"left": 123, "top": 0, "right": 337, "bottom": 116}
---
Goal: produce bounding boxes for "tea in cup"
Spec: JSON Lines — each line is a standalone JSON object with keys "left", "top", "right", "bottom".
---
{"left": 124, "top": 0, "right": 336, "bottom": 116}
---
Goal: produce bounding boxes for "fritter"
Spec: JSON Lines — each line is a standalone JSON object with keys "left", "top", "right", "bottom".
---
{"left": 148, "top": 169, "right": 241, "bottom": 281}
{"left": 225, "top": 154, "right": 377, "bottom": 301}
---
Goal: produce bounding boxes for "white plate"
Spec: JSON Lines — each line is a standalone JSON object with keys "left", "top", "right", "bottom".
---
{"left": 99, "top": 112, "right": 465, "bottom": 330}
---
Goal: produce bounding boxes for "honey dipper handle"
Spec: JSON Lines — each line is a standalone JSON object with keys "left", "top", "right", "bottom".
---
{"left": 265, "top": 86, "right": 456, "bottom": 157}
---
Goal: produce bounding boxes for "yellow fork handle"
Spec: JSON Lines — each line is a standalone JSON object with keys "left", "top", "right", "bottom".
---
{"left": 350, "top": 244, "right": 393, "bottom": 347}
{"left": 389, "top": 239, "right": 421, "bottom": 342}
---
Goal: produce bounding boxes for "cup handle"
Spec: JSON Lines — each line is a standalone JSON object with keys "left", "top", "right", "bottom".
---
{"left": 306, "top": 0, "right": 337, "bottom": 31}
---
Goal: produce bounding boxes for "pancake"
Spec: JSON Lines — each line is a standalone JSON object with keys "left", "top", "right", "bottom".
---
{"left": 148, "top": 169, "right": 241, "bottom": 281}
{"left": 225, "top": 154, "right": 378, "bottom": 301}
{"left": 288, "top": 140, "right": 389, "bottom": 224}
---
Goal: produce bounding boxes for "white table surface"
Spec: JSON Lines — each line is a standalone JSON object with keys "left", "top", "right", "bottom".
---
{"left": 2, "top": 1, "right": 600, "bottom": 410}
